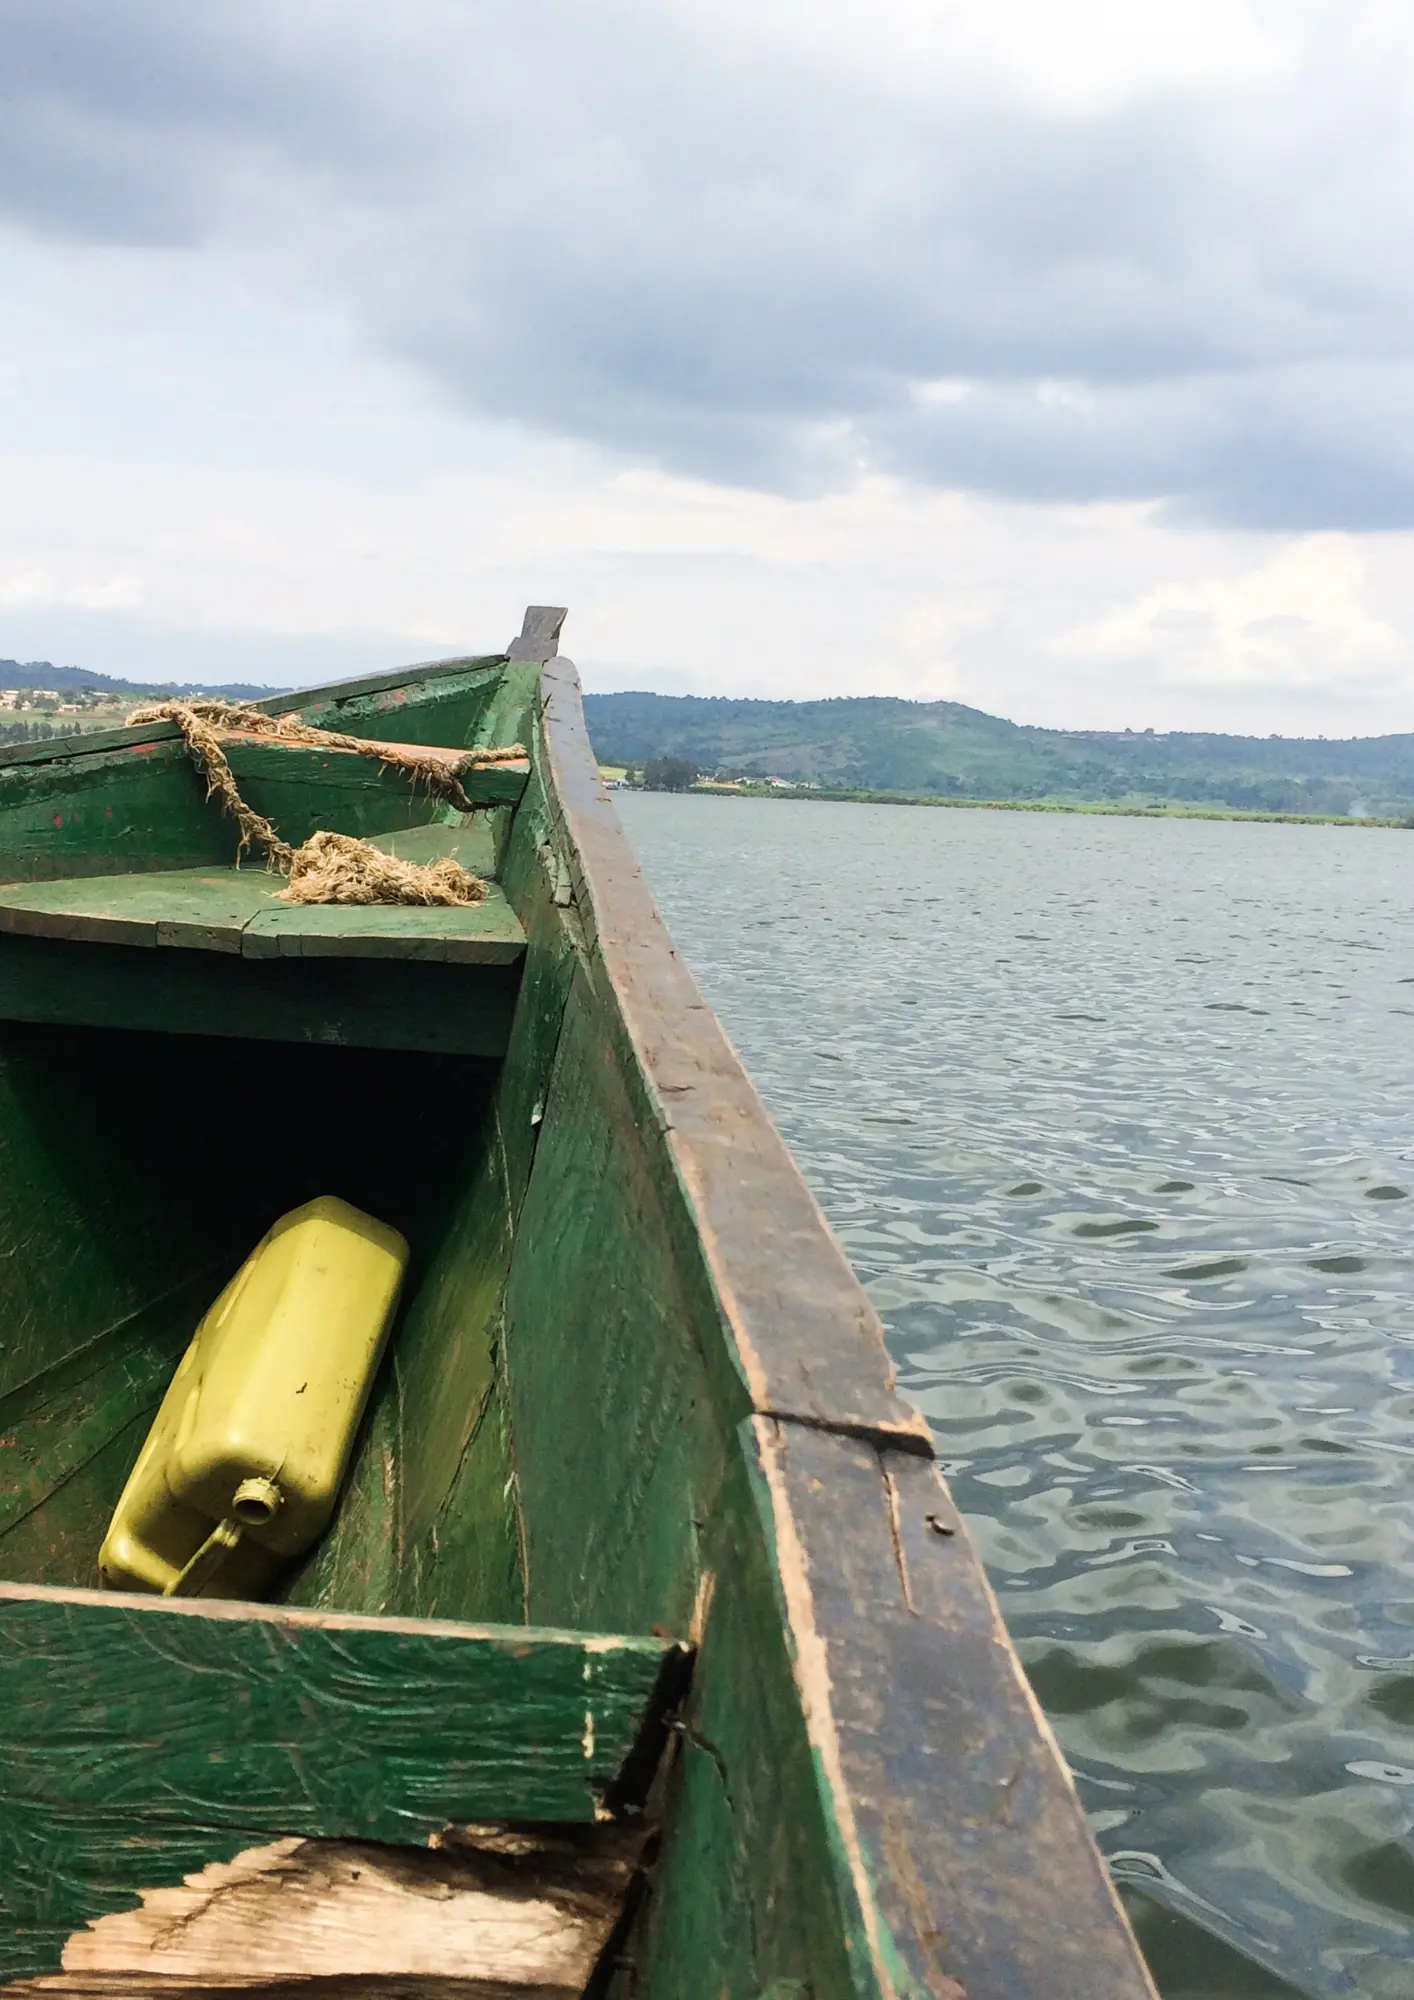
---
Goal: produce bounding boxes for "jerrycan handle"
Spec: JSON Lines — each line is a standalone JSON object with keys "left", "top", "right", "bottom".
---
{"left": 163, "top": 1519, "right": 244, "bottom": 1598}
{"left": 162, "top": 1479, "right": 284, "bottom": 1598}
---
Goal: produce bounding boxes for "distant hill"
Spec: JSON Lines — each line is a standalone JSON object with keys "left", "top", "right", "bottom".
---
{"left": 584, "top": 691, "right": 1414, "bottom": 818}
{"left": 0, "top": 660, "right": 286, "bottom": 701}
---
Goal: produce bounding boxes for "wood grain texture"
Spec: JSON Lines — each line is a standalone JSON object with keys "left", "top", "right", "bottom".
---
{"left": 0, "top": 1023, "right": 269, "bottom": 1404}
{"left": 619, "top": 1423, "right": 1158, "bottom": 2000}
{"left": 0, "top": 1276, "right": 216, "bottom": 1581}
{"left": 743, "top": 1419, "right": 1159, "bottom": 2000}
{"left": 503, "top": 966, "right": 730, "bottom": 1640}
{"left": 507, "top": 608, "right": 567, "bottom": 665}
{"left": 382, "top": 741, "right": 585, "bottom": 1631}
{"left": 0, "top": 865, "right": 526, "bottom": 965}
{"left": 489, "top": 733, "right": 584, "bottom": 1216}
{"left": 624, "top": 1439, "right": 865, "bottom": 2000}
{"left": 391, "top": 1116, "right": 521, "bottom": 1627}
{"left": 0, "top": 1582, "right": 678, "bottom": 1976}
{"left": 0, "top": 631, "right": 1152, "bottom": 1999}
{"left": 0, "top": 933, "right": 519, "bottom": 1056}
{"left": 0, "top": 737, "right": 230, "bottom": 881}
{"left": 0, "top": 728, "right": 457, "bottom": 886}
{"left": 270, "top": 661, "right": 507, "bottom": 742}
{"left": 0, "top": 665, "right": 520, "bottom": 885}
{"left": 492, "top": 865, "right": 579, "bottom": 1213}
{"left": 471, "top": 665, "right": 542, "bottom": 762}
{"left": 537, "top": 661, "right": 929, "bottom": 1455}
{"left": 19, "top": 1825, "right": 645, "bottom": 1996}
{"left": 218, "top": 735, "right": 529, "bottom": 820}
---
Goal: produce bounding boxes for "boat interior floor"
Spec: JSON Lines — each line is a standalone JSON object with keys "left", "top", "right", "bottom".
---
{"left": 0, "top": 1008, "right": 696, "bottom": 1985}
{"left": 0, "top": 1022, "right": 521, "bottom": 1623}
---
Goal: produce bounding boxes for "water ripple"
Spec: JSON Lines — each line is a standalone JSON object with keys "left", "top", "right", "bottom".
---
{"left": 622, "top": 794, "right": 1414, "bottom": 2000}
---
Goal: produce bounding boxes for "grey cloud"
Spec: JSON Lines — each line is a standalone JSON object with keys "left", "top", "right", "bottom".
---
{"left": 2, "top": 1, "right": 1412, "bottom": 524}
{"left": 876, "top": 362, "right": 1414, "bottom": 527}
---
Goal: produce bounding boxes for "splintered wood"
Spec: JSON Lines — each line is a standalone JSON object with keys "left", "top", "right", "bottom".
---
{"left": 6, "top": 1826, "right": 645, "bottom": 1998}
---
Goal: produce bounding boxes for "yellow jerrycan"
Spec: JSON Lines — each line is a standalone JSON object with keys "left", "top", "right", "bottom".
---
{"left": 100, "top": 1195, "right": 409, "bottom": 1600}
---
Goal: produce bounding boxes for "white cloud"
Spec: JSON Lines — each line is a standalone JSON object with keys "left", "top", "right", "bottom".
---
{"left": 3, "top": 6, "right": 1414, "bottom": 731}
{"left": 862, "top": 598, "right": 995, "bottom": 699}
{"left": 0, "top": 570, "right": 54, "bottom": 608}
{"left": 2, "top": 2, "right": 1414, "bottom": 526}
{"left": 1053, "top": 536, "right": 1407, "bottom": 689}
{"left": 914, "top": 380, "right": 976, "bottom": 408}
{"left": 666, "top": 0, "right": 1288, "bottom": 112}
{"left": 0, "top": 567, "right": 143, "bottom": 612}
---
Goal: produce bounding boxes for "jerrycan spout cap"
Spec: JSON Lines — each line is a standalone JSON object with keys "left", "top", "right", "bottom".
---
{"left": 232, "top": 1476, "right": 283, "bottom": 1528}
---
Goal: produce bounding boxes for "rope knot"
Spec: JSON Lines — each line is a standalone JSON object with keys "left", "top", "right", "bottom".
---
{"left": 127, "top": 699, "right": 493, "bottom": 907}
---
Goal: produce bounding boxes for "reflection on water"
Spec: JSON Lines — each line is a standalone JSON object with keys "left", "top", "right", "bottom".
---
{"left": 619, "top": 792, "right": 1414, "bottom": 2000}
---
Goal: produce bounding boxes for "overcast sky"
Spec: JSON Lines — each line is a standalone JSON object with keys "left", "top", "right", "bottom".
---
{"left": 2, "top": 1, "right": 1413, "bottom": 731}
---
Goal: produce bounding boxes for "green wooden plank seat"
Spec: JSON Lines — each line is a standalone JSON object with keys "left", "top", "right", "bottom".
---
{"left": 0, "top": 821, "right": 526, "bottom": 1052}
{"left": 0, "top": 873, "right": 525, "bottom": 962}
{"left": 0, "top": 828, "right": 526, "bottom": 966}
{"left": 0, "top": 1580, "right": 685, "bottom": 1978}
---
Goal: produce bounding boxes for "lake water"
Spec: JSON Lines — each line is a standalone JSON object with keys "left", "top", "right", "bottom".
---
{"left": 617, "top": 791, "right": 1414, "bottom": 2000}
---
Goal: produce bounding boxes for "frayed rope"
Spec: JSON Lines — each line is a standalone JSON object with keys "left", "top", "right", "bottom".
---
{"left": 127, "top": 699, "right": 523, "bottom": 907}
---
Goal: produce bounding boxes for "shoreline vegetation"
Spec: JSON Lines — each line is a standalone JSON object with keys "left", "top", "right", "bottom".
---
{"left": 3, "top": 666, "right": 1406, "bottom": 826}
{"left": 603, "top": 770, "right": 1409, "bottom": 828}
{"left": 585, "top": 690, "right": 1414, "bottom": 823}
{"left": 692, "top": 781, "right": 1409, "bottom": 826}
{"left": 604, "top": 764, "right": 1408, "bottom": 828}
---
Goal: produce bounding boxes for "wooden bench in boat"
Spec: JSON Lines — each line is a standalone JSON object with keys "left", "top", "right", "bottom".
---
{"left": 0, "top": 1581, "right": 685, "bottom": 1990}
{"left": 0, "top": 707, "right": 536, "bottom": 1054}
{"left": 0, "top": 829, "right": 526, "bottom": 962}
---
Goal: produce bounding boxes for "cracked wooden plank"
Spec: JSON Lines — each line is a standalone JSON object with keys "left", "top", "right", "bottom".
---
{"left": 0, "top": 1582, "right": 681, "bottom": 1977}
{"left": 0, "top": 626, "right": 1156, "bottom": 2000}
{"left": 2, "top": 1827, "right": 646, "bottom": 1998}
{"left": 218, "top": 735, "right": 530, "bottom": 814}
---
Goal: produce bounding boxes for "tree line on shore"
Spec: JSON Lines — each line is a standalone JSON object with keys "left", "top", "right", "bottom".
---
{"left": 588, "top": 691, "right": 1414, "bottom": 817}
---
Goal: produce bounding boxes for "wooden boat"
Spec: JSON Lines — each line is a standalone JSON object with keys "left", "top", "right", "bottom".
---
{"left": 0, "top": 609, "right": 1156, "bottom": 1998}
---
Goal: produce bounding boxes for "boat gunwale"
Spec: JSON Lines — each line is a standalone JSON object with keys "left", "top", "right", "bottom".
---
{"left": 532, "top": 640, "right": 1158, "bottom": 1999}
{"left": 536, "top": 652, "right": 930, "bottom": 1455}
{"left": 0, "top": 651, "right": 509, "bottom": 773}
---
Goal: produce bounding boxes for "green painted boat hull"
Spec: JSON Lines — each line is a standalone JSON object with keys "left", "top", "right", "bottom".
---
{"left": 0, "top": 614, "right": 1155, "bottom": 1997}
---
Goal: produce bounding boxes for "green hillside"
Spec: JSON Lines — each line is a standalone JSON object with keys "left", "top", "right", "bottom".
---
{"left": 584, "top": 691, "right": 1414, "bottom": 818}
{"left": 0, "top": 660, "right": 283, "bottom": 699}
{"left": 0, "top": 660, "right": 291, "bottom": 749}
